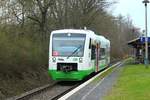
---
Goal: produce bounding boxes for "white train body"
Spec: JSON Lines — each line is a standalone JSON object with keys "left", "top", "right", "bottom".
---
{"left": 48, "top": 29, "right": 110, "bottom": 81}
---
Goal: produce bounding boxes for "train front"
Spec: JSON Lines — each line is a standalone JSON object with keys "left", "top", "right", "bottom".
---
{"left": 48, "top": 30, "right": 90, "bottom": 81}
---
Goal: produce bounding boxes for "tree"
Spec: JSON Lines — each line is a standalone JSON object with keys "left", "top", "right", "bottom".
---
{"left": 23, "top": 0, "right": 55, "bottom": 40}
{"left": 50, "top": 0, "right": 111, "bottom": 29}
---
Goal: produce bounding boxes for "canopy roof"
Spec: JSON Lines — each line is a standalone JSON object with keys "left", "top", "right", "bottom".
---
{"left": 128, "top": 37, "right": 150, "bottom": 48}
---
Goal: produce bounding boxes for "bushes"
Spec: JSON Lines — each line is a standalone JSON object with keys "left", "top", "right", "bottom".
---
{"left": 0, "top": 32, "right": 52, "bottom": 99}
{"left": 0, "top": 32, "right": 48, "bottom": 76}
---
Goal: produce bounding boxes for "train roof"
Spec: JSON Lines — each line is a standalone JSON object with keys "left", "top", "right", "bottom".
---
{"left": 51, "top": 29, "right": 97, "bottom": 40}
{"left": 51, "top": 29, "right": 95, "bottom": 35}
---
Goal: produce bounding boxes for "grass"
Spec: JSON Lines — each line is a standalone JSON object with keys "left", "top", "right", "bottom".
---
{"left": 92, "top": 66, "right": 114, "bottom": 84}
{"left": 104, "top": 64, "right": 150, "bottom": 100}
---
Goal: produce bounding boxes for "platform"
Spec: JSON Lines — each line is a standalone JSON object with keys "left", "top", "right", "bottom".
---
{"left": 58, "top": 62, "right": 123, "bottom": 100}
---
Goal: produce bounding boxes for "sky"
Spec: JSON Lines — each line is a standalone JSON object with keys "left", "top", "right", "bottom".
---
{"left": 111, "top": 0, "right": 150, "bottom": 35}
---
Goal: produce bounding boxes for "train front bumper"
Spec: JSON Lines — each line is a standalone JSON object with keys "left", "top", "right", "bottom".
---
{"left": 48, "top": 69, "right": 94, "bottom": 81}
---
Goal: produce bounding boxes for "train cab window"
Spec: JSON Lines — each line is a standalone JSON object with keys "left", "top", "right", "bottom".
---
{"left": 91, "top": 45, "right": 96, "bottom": 60}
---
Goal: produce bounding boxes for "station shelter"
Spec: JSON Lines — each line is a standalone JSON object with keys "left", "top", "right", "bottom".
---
{"left": 128, "top": 37, "right": 150, "bottom": 63}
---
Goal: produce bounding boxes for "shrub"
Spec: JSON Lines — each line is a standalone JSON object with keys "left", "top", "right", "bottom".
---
{"left": 0, "top": 32, "right": 48, "bottom": 76}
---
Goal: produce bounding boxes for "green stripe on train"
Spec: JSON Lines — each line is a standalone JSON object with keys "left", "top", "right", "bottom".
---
{"left": 48, "top": 64, "right": 106, "bottom": 81}
{"left": 48, "top": 68, "right": 95, "bottom": 81}
{"left": 99, "top": 64, "right": 106, "bottom": 69}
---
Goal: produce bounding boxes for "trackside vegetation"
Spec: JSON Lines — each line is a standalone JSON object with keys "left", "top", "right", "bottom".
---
{"left": 0, "top": 32, "right": 53, "bottom": 99}
{"left": 104, "top": 64, "right": 150, "bottom": 100}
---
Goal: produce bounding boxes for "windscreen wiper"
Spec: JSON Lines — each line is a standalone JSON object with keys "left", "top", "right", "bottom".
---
{"left": 67, "top": 45, "right": 82, "bottom": 59}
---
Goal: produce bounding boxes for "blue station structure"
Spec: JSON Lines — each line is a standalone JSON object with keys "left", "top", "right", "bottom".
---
{"left": 128, "top": 37, "right": 150, "bottom": 63}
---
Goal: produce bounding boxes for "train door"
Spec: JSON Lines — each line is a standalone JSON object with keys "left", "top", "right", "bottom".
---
{"left": 91, "top": 44, "right": 97, "bottom": 72}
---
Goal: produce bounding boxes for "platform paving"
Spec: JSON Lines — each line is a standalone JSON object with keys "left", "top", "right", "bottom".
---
{"left": 66, "top": 64, "right": 123, "bottom": 100}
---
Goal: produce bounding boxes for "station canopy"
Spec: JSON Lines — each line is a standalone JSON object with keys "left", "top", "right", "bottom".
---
{"left": 128, "top": 37, "right": 150, "bottom": 48}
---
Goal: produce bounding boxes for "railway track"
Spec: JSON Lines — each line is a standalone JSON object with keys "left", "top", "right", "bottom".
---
{"left": 7, "top": 81, "right": 80, "bottom": 100}
{"left": 7, "top": 61, "right": 121, "bottom": 100}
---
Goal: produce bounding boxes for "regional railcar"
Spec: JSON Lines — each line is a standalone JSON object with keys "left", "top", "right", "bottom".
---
{"left": 48, "top": 29, "right": 110, "bottom": 81}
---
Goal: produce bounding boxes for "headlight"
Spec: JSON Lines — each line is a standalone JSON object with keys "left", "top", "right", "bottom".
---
{"left": 79, "top": 58, "right": 83, "bottom": 63}
{"left": 52, "top": 57, "right": 56, "bottom": 63}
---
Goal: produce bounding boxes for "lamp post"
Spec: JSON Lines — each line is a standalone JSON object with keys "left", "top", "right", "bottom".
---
{"left": 143, "top": 0, "right": 149, "bottom": 68}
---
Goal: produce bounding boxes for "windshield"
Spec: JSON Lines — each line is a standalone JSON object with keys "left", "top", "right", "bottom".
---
{"left": 52, "top": 33, "right": 86, "bottom": 57}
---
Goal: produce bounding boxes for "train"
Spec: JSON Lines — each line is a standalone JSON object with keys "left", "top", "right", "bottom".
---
{"left": 48, "top": 29, "right": 110, "bottom": 81}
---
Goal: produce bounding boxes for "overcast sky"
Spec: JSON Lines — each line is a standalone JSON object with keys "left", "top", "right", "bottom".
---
{"left": 111, "top": 0, "right": 150, "bottom": 34}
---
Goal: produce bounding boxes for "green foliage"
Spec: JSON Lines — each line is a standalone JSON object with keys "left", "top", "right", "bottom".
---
{"left": 104, "top": 64, "right": 150, "bottom": 100}
{"left": 0, "top": 32, "right": 48, "bottom": 75}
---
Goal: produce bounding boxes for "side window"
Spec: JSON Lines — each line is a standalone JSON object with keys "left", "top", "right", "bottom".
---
{"left": 89, "top": 38, "right": 91, "bottom": 49}
{"left": 100, "top": 48, "right": 106, "bottom": 59}
{"left": 91, "top": 45, "right": 96, "bottom": 60}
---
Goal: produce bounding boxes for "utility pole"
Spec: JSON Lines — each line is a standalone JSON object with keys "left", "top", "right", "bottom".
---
{"left": 142, "top": 0, "right": 149, "bottom": 68}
